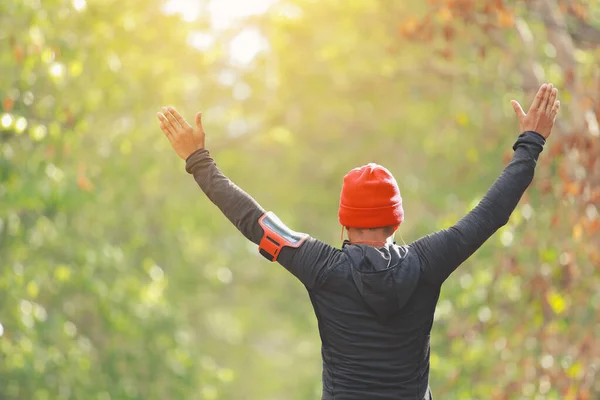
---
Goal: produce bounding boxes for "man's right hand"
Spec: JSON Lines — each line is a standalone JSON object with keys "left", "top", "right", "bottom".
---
{"left": 511, "top": 83, "right": 560, "bottom": 139}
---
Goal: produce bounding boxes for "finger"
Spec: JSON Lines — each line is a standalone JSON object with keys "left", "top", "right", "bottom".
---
{"left": 551, "top": 100, "right": 560, "bottom": 117}
{"left": 167, "top": 106, "right": 192, "bottom": 129}
{"left": 195, "top": 112, "right": 203, "bottom": 130}
{"left": 159, "top": 122, "right": 174, "bottom": 143}
{"left": 546, "top": 88, "right": 558, "bottom": 114}
{"left": 157, "top": 112, "right": 177, "bottom": 137}
{"left": 157, "top": 117, "right": 174, "bottom": 141}
{"left": 529, "top": 83, "right": 548, "bottom": 111}
{"left": 539, "top": 83, "right": 553, "bottom": 111}
{"left": 511, "top": 100, "right": 526, "bottom": 121}
{"left": 162, "top": 107, "right": 182, "bottom": 132}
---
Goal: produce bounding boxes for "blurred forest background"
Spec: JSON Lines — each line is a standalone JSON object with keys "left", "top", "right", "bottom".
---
{"left": 1, "top": 0, "right": 599, "bottom": 399}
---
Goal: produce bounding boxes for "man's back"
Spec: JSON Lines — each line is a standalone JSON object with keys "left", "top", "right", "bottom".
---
{"left": 309, "top": 244, "right": 438, "bottom": 399}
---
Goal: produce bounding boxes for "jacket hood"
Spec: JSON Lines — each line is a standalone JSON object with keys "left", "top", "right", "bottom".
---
{"left": 343, "top": 243, "right": 421, "bottom": 321}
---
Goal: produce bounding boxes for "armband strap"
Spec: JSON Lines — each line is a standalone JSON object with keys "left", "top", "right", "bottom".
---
{"left": 258, "top": 211, "right": 309, "bottom": 262}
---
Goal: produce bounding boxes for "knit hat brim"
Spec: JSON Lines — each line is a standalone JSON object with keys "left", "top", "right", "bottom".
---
{"left": 338, "top": 201, "right": 404, "bottom": 228}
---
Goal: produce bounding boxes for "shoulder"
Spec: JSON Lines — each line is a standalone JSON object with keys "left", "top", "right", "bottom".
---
{"left": 308, "top": 244, "right": 350, "bottom": 289}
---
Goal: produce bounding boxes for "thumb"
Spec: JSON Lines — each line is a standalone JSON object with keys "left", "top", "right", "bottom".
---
{"left": 511, "top": 100, "right": 525, "bottom": 121}
{"left": 195, "top": 112, "right": 203, "bottom": 130}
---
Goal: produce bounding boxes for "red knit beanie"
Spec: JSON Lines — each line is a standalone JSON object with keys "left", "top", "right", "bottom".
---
{"left": 338, "top": 163, "right": 404, "bottom": 228}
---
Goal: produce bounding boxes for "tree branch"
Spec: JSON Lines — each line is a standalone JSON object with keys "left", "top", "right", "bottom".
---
{"left": 567, "top": 17, "right": 600, "bottom": 49}
{"left": 530, "top": 0, "right": 595, "bottom": 135}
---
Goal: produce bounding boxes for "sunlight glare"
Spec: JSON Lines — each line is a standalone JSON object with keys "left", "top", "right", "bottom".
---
{"left": 49, "top": 62, "right": 65, "bottom": 77}
{"left": 166, "top": 0, "right": 275, "bottom": 65}
{"left": 72, "top": 0, "right": 87, "bottom": 11}
{"left": 164, "top": 0, "right": 276, "bottom": 27}
{"left": 1, "top": 114, "right": 13, "bottom": 128}
{"left": 229, "top": 28, "right": 267, "bottom": 66}
{"left": 208, "top": 0, "right": 275, "bottom": 29}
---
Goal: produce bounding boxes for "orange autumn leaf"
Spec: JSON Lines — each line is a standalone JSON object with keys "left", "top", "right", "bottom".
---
{"left": 539, "top": 179, "right": 553, "bottom": 194}
{"left": 398, "top": 17, "right": 420, "bottom": 37}
{"left": 437, "top": 7, "right": 453, "bottom": 23}
{"left": 564, "top": 68, "right": 576, "bottom": 86}
{"left": 3, "top": 97, "right": 14, "bottom": 112}
{"left": 482, "top": 1, "right": 494, "bottom": 15}
{"left": 416, "top": 14, "right": 435, "bottom": 41}
{"left": 496, "top": 10, "right": 514, "bottom": 28}
{"left": 590, "top": 249, "right": 600, "bottom": 266}
{"left": 570, "top": 3, "right": 588, "bottom": 20}
{"left": 419, "top": 24, "right": 435, "bottom": 41}
{"left": 77, "top": 174, "right": 94, "bottom": 192}
{"left": 572, "top": 223, "right": 583, "bottom": 242}
{"left": 493, "top": 0, "right": 505, "bottom": 10}
{"left": 456, "top": 0, "right": 476, "bottom": 11}
{"left": 549, "top": 142, "right": 563, "bottom": 157}
{"left": 77, "top": 162, "right": 94, "bottom": 192}
{"left": 557, "top": 163, "right": 570, "bottom": 182}
{"left": 443, "top": 25, "right": 455, "bottom": 41}
{"left": 13, "top": 45, "right": 24, "bottom": 64}
{"left": 44, "top": 146, "right": 56, "bottom": 158}
{"left": 585, "top": 219, "right": 600, "bottom": 235}
{"left": 558, "top": 1, "right": 569, "bottom": 14}
{"left": 579, "top": 96, "right": 595, "bottom": 110}
{"left": 564, "top": 182, "right": 581, "bottom": 196}
{"left": 439, "top": 48, "right": 453, "bottom": 60}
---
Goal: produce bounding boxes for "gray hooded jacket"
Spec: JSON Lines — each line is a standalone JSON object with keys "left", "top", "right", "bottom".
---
{"left": 185, "top": 131, "right": 546, "bottom": 399}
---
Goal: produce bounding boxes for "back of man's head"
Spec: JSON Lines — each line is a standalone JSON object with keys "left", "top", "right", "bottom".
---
{"left": 338, "top": 163, "right": 404, "bottom": 242}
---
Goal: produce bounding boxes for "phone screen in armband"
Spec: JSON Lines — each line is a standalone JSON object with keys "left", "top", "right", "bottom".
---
{"left": 258, "top": 212, "right": 308, "bottom": 262}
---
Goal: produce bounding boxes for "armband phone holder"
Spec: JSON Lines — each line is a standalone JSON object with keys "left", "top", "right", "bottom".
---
{"left": 258, "top": 211, "right": 308, "bottom": 262}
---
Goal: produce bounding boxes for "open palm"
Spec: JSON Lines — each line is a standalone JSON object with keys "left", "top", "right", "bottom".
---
{"left": 157, "top": 107, "right": 205, "bottom": 160}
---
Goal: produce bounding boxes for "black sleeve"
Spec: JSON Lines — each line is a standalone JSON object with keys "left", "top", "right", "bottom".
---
{"left": 409, "top": 131, "right": 546, "bottom": 286}
{"left": 185, "top": 149, "right": 339, "bottom": 289}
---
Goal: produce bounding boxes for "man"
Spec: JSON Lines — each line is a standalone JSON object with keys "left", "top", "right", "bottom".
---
{"left": 157, "top": 83, "right": 560, "bottom": 399}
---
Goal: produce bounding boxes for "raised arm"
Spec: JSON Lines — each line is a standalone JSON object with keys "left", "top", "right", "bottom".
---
{"left": 411, "top": 83, "right": 560, "bottom": 286}
{"left": 156, "top": 107, "right": 339, "bottom": 288}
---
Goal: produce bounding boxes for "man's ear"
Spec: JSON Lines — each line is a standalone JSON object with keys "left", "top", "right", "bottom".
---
{"left": 344, "top": 226, "right": 354, "bottom": 239}
{"left": 386, "top": 225, "right": 399, "bottom": 237}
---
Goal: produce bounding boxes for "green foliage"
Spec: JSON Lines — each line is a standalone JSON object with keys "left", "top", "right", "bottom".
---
{"left": 1, "top": 0, "right": 598, "bottom": 399}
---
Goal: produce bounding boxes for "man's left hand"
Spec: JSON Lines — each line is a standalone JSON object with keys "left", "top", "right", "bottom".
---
{"left": 157, "top": 106, "right": 205, "bottom": 160}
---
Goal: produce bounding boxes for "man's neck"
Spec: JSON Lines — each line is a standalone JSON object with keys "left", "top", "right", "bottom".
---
{"left": 346, "top": 234, "right": 393, "bottom": 247}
